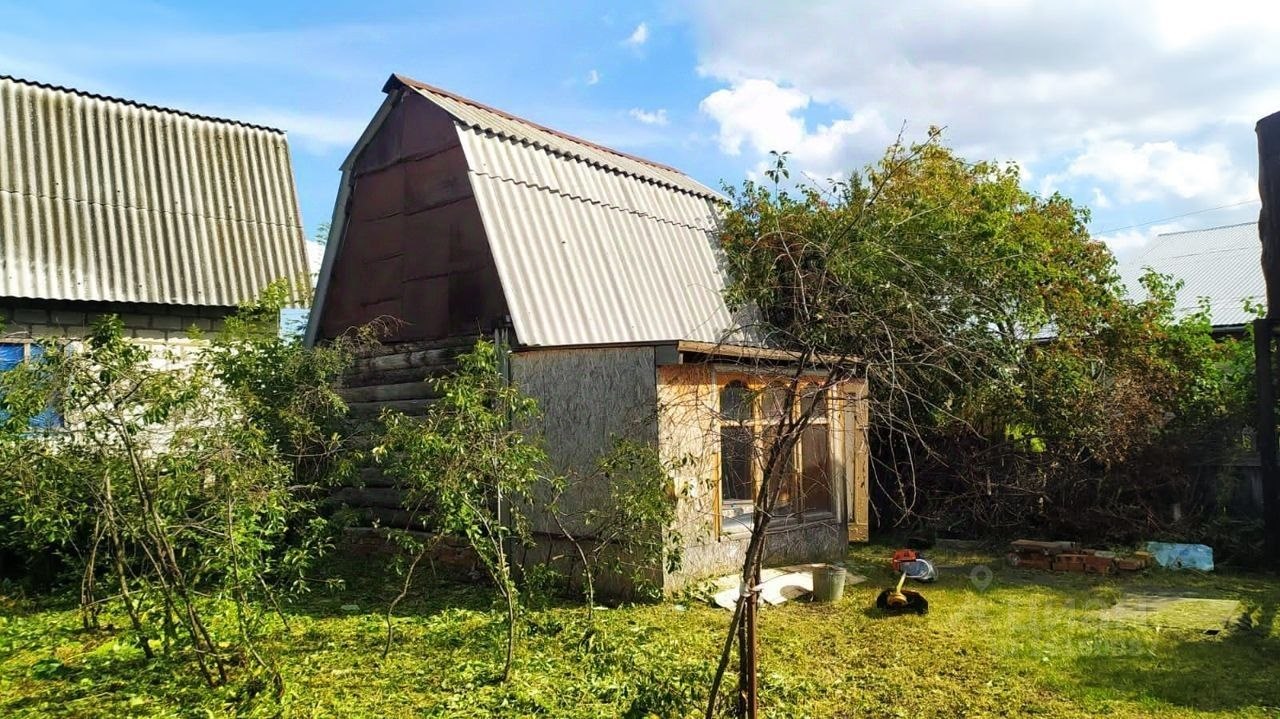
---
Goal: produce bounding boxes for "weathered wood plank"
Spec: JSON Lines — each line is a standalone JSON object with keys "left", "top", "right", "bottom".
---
{"left": 341, "top": 365, "right": 452, "bottom": 389}
{"left": 329, "top": 486, "right": 405, "bottom": 509}
{"left": 348, "top": 398, "right": 434, "bottom": 418}
{"left": 349, "top": 347, "right": 470, "bottom": 374}
{"left": 337, "top": 381, "right": 438, "bottom": 403}
{"left": 351, "top": 334, "right": 482, "bottom": 359}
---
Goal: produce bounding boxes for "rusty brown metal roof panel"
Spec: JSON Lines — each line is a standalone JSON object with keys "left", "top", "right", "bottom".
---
{"left": 0, "top": 75, "right": 308, "bottom": 306}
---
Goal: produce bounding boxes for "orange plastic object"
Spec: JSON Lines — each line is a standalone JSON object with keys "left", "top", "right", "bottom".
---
{"left": 890, "top": 549, "right": 919, "bottom": 573}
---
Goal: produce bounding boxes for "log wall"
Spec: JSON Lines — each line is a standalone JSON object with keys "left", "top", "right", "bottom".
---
{"left": 329, "top": 334, "right": 481, "bottom": 529}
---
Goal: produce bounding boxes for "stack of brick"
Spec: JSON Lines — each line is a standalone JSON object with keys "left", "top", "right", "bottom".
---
{"left": 1006, "top": 540, "right": 1152, "bottom": 574}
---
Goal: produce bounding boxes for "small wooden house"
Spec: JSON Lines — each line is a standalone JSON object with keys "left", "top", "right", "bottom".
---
{"left": 308, "top": 74, "right": 869, "bottom": 592}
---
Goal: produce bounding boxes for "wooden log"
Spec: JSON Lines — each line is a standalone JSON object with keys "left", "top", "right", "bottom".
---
{"left": 350, "top": 334, "right": 482, "bottom": 359}
{"left": 356, "top": 466, "right": 399, "bottom": 488}
{"left": 348, "top": 347, "right": 470, "bottom": 374}
{"left": 328, "top": 486, "right": 405, "bottom": 509}
{"left": 348, "top": 398, "right": 435, "bottom": 418}
{"left": 347, "top": 506, "right": 433, "bottom": 532}
{"left": 337, "top": 381, "right": 438, "bottom": 403}
{"left": 340, "top": 365, "right": 452, "bottom": 389}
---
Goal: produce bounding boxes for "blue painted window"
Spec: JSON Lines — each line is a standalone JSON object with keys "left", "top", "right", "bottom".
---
{"left": 0, "top": 342, "right": 63, "bottom": 429}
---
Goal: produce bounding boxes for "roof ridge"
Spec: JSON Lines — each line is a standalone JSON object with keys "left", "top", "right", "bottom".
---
{"left": 0, "top": 75, "right": 286, "bottom": 134}
{"left": 1156, "top": 221, "right": 1257, "bottom": 238}
{"left": 384, "top": 73, "right": 693, "bottom": 178}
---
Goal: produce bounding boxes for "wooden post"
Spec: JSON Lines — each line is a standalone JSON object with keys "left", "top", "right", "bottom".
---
{"left": 1254, "top": 319, "right": 1280, "bottom": 559}
{"left": 1256, "top": 112, "right": 1280, "bottom": 561}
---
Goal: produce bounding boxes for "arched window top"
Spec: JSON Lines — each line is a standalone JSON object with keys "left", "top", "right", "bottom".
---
{"left": 719, "top": 379, "right": 751, "bottom": 422}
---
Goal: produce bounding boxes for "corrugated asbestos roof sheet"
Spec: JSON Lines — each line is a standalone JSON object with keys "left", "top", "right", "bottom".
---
{"left": 390, "top": 74, "right": 754, "bottom": 348}
{"left": 0, "top": 75, "right": 309, "bottom": 307}
{"left": 1118, "top": 222, "right": 1263, "bottom": 328}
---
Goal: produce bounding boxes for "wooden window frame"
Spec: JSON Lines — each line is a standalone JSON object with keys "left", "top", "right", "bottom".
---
{"left": 715, "top": 370, "right": 837, "bottom": 536}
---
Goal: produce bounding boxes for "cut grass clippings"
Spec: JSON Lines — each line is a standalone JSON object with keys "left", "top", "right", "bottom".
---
{"left": 2, "top": 545, "right": 1279, "bottom": 718}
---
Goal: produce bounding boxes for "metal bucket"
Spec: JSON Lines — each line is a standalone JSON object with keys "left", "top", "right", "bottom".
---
{"left": 811, "top": 565, "right": 847, "bottom": 603}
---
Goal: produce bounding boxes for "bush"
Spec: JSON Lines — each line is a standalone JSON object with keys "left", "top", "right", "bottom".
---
{"left": 0, "top": 290, "right": 364, "bottom": 692}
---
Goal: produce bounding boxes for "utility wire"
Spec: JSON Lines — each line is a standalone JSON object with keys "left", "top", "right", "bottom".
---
{"left": 1092, "top": 199, "right": 1259, "bottom": 236}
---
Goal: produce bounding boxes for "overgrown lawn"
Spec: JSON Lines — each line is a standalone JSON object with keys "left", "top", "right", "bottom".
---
{"left": 3, "top": 545, "right": 1278, "bottom": 717}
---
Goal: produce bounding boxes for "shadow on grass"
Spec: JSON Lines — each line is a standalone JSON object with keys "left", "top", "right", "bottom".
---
{"left": 1070, "top": 625, "right": 1280, "bottom": 711}
{"left": 1066, "top": 579, "right": 1280, "bottom": 712}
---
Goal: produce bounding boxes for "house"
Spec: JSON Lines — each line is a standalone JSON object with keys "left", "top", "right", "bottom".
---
{"left": 1118, "top": 221, "right": 1265, "bottom": 512}
{"left": 307, "top": 74, "right": 869, "bottom": 593}
{"left": 0, "top": 75, "right": 310, "bottom": 353}
{"left": 1117, "top": 222, "right": 1263, "bottom": 335}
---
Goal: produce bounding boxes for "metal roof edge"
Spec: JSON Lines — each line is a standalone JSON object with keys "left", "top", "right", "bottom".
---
{"left": 1156, "top": 221, "right": 1258, "bottom": 238}
{"left": 384, "top": 73, "right": 722, "bottom": 200}
{"left": 0, "top": 75, "right": 287, "bottom": 134}
{"left": 306, "top": 94, "right": 401, "bottom": 346}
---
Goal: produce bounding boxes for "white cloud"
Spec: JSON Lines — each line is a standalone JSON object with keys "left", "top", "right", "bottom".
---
{"left": 1065, "top": 140, "right": 1255, "bottom": 204}
{"left": 699, "top": 79, "right": 888, "bottom": 178}
{"left": 628, "top": 107, "right": 669, "bottom": 126}
{"left": 1099, "top": 222, "right": 1188, "bottom": 256}
{"left": 1091, "top": 187, "right": 1111, "bottom": 210}
{"left": 586, "top": 69, "right": 601, "bottom": 86}
{"left": 688, "top": 1, "right": 1280, "bottom": 209}
{"left": 624, "top": 22, "right": 649, "bottom": 48}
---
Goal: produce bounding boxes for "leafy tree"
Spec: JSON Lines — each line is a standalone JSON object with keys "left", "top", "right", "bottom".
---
{"left": 719, "top": 134, "right": 1245, "bottom": 538}
{"left": 706, "top": 134, "right": 1251, "bottom": 715}
{"left": 203, "top": 278, "right": 366, "bottom": 490}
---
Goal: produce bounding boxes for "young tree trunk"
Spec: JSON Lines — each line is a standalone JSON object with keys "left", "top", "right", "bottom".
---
{"left": 706, "top": 368, "right": 821, "bottom": 718}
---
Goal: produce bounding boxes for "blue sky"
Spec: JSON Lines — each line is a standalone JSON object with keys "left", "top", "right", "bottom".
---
{"left": 3, "top": 1, "right": 1276, "bottom": 258}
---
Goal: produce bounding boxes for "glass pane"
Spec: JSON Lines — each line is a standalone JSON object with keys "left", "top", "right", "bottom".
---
{"left": 721, "top": 426, "right": 754, "bottom": 501}
{"left": 761, "top": 425, "right": 792, "bottom": 510}
{"left": 800, "top": 425, "right": 832, "bottom": 512}
{"left": 762, "top": 383, "right": 790, "bottom": 422}
{"left": 801, "top": 386, "right": 828, "bottom": 420}
{"left": 719, "top": 380, "right": 751, "bottom": 422}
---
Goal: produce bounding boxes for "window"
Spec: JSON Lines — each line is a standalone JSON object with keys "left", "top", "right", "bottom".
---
{"left": 0, "top": 342, "right": 62, "bottom": 429}
{"left": 717, "top": 375, "right": 836, "bottom": 533}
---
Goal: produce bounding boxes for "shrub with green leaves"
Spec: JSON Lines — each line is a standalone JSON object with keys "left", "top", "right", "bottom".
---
{"left": 375, "top": 339, "right": 546, "bottom": 681}
{"left": 547, "top": 437, "right": 683, "bottom": 609}
{"left": 0, "top": 305, "right": 353, "bottom": 693}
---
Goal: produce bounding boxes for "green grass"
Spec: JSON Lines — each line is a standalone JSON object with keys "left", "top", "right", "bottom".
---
{"left": 2, "top": 545, "right": 1279, "bottom": 718}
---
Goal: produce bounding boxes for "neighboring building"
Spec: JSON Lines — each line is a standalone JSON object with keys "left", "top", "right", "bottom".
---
{"left": 0, "top": 75, "right": 310, "bottom": 348}
{"left": 308, "top": 74, "right": 870, "bottom": 593}
{"left": 1118, "top": 222, "right": 1263, "bottom": 334}
{"left": 1118, "top": 222, "right": 1265, "bottom": 513}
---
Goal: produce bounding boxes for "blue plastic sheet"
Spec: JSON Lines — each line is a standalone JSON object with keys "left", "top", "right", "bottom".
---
{"left": 1145, "top": 542, "right": 1214, "bottom": 571}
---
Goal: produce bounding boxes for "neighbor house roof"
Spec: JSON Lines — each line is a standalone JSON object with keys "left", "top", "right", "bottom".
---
{"left": 1117, "top": 222, "right": 1263, "bottom": 330}
{"left": 309, "top": 74, "right": 754, "bottom": 348}
{"left": 0, "top": 75, "right": 309, "bottom": 307}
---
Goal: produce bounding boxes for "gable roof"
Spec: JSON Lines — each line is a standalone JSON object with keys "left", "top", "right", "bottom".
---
{"left": 386, "top": 75, "right": 720, "bottom": 201}
{"left": 1117, "top": 222, "right": 1263, "bottom": 330}
{"left": 310, "top": 74, "right": 754, "bottom": 348}
{"left": 0, "top": 75, "right": 309, "bottom": 307}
